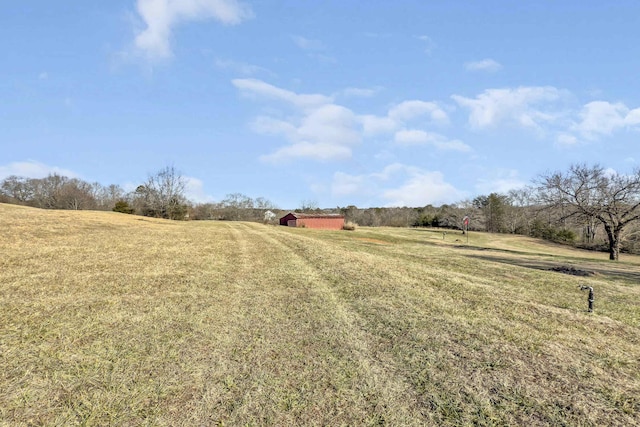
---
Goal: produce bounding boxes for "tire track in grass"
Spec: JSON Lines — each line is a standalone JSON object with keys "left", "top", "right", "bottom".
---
{"left": 189, "top": 222, "right": 375, "bottom": 425}
{"left": 187, "top": 221, "right": 296, "bottom": 424}
{"left": 234, "top": 222, "right": 430, "bottom": 425}
{"left": 258, "top": 226, "right": 640, "bottom": 426}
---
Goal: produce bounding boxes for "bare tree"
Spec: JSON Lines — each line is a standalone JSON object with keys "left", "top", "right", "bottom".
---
{"left": 58, "top": 178, "right": 97, "bottom": 210}
{"left": 94, "top": 183, "right": 125, "bottom": 210}
{"left": 537, "top": 164, "right": 640, "bottom": 260}
{"left": 505, "top": 188, "right": 536, "bottom": 234}
{"left": 220, "top": 193, "right": 254, "bottom": 220}
{"left": 0, "top": 176, "right": 34, "bottom": 203}
{"left": 30, "top": 174, "right": 68, "bottom": 209}
{"left": 136, "top": 166, "right": 188, "bottom": 219}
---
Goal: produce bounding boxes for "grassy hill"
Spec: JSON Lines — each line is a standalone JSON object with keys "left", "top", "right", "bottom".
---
{"left": 1, "top": 203, "right": 639, "bottom": 425}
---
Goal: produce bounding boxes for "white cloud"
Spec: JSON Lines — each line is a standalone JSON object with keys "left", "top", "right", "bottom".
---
{"left": 233, "top": 79, "right": 362, "bottom": 162}
{"left": 234, "top": 79, "right": 468, "bottom": 163}
{"left": 394, "top": 129, "right": 430, "bottom": 145}
{"left": 572, "top": 101, "right": 640, "bottom": 139}
{"left": 417, "top": 35, "right": 436, "bottom": 54}
{"left": 291, "top": 36, "right": 336, "bottom": 63}
{"left": 388, "top": 100, "right": 449, "bottom": 125}
{"left": 235, "top": 80, "right": 361, "bottom": 162}
{"left": 292, "top": 35, "right": 324, "bottom": 51}
{"left": 556, "top": 133, "right": 579, "bottom": 146}
{"left": 474, "top": 169, "right": 526, "bottom": 194}
{"left": 464, "top": 59, "right": 502, "bottom": 72}
{"left": 452, "top": 86, "right": 565, "bottom": 130}
{"left": 331, "top": 172, "right": 367, "bottom": 197}
{"left": 232, "top": 78, "right": 332, "bottom": 109}
{"left": 382, "top": 168, "right": 465, "bottom": 207}
{"left": 259, "top": 104, "right": 362, "bottom": 163}
{"left": 332, "top": 164, "right": 466, "bottom": 206}
{"left": 625, "top": 108, "right": 640, "bottom": 125}
{"left": 360, "top": 114, "right": 397, "bottom": 136}
{"left": 215, "top": 58, "right": 271, "bottom": 76}
{"left": 183, "top": 176, "right": 214, "bottom": 203}
{"left": 38, "top": 72, "right": 48, "bottom": 80}
{"left": 251, "top": 116, "right": 298, "bottom": 138}
{"left": 394, "top": 130, "right": 471, "bottom": 152}
{"left": 261, "top": 142, "right": 352, "bottom": 163}
{"left": 132, "top": 0, "right": 253, "bottom": 60}
{"left": 297, "top": 104, "right": 361, "bottom": 146}
{"left": 360, "top": 100, "right": 450, "bottom": 138}
{"left": 0, "top": 161, "right": 78, "bottom": 181}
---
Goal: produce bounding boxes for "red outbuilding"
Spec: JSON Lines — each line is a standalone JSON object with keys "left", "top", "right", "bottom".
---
{"left": 279, "top": 212, "right": 345, "bottom": 230}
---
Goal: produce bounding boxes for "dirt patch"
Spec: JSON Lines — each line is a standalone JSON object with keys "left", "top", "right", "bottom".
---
{"left": 549, "top": 266, "right": 597, "bottom": 277}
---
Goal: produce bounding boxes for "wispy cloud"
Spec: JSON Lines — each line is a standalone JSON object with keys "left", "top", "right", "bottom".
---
{"left": 452, "top": 86, "right": 566, "bottom": 131}
{"left": 556, "top": 133, "right": 579, "bottom": 146}
{"left": 453, "top": 86, "right": 640, "bottom": 147}
{"left": 215, "top": 58, "right": 271, "bottom": 76}
{"left": 339, "top": 87, "right": 381, "bottom": 98}
{"left": 258, "top": 104, "right": 362, "bottom": 163}
{"left": 474, "top": 169, "right": 526, "bottom": 194}
{"left": 394, "top": 130, "right": 471, "bottom": 152}
{"left": 234, "top": 80, "right": 361, "bottom": 162}
{"left": 332, "top": 164, "right": 465, "bottom": 207}
{"left": 416, "top": 35, "right": 436, "bottom": 54}
{"left": 388, "top": 100, "right": 449, "bottom": 125}
{"left": 291, "top": 35, "right": 336, "bottom": 63}
{"left": 261, "top": 142, "right": 353, "bottom": 163}
{"left": 234, "top": 79, "right": 470, "bottom": 163}
{"left": 232, "top": 78, "right": 332, "bottom": 109}
{"left": 292, "top": 35, "right": 324, "bottom": 51}
{"left": 131, "top": 0, "right": 253, "bottom": 60}
{"left": 464, "top": 58, "right": 502, "bottom": 72}
{"left": 360, "top": 100, "right": 450, "bottom": 137}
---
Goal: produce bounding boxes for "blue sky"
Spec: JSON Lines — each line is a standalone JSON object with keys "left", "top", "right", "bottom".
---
{"left": 2, "top": 1, "right": 640, "bottom": 208}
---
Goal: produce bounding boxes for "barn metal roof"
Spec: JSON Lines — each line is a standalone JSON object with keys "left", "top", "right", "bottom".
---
{"left": 282, "top": 212, "right": 345, "bottom": 219}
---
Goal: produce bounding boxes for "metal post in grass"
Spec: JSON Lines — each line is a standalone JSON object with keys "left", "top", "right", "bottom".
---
{"left": 579, "top": 285, "right": 594, "bottom": 313}
{"left": 463, "top": 216, "right": 469, "bottom": 244}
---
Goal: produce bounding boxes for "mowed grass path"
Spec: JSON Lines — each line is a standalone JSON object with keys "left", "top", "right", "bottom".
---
{"left": 1, "top": 203, "right": 639, "bottom": 425}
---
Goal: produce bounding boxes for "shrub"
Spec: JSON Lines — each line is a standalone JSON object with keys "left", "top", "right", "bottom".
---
{"left": 342, "top": 221, "right": 357, "bottom": 231}
{"left": 530, "top": 219, "right": 576, "bottom": 243}
{"left": 113, "top": 200, "right": 134, "bottom": 214}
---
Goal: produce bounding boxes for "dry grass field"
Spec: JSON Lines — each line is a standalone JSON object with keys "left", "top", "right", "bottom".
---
{"left": 1, "top": 203, "right": 639, "bottom": 426}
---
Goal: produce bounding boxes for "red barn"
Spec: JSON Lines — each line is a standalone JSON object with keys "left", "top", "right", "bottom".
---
{"left": 279, "top": 212, "right": 345, "bottom": 230}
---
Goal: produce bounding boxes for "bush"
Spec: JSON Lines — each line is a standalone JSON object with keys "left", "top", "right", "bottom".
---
{"left": 113, "top": 200, "right": 134, "bottom": 214}
{"left": 413, "top": 214, "right": 434, "bottom": 227}
{"left": 530, "top": 220, "right": 576, "bottom": 243}
{"left": 343, "top": 221, "right": 357, "bottom": 231}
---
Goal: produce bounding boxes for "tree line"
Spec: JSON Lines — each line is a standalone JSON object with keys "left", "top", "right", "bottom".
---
{"left": 0, "top": 174, "right": 126, "bottom": 211}
{"left": 0, "top": 166, "right": 278, "bottom": 223}
{"left": 2, "top": 164, "right": 640, "bottom": 260}
{"left": 338, "top": 164, "right": 640, "bottom": 260}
